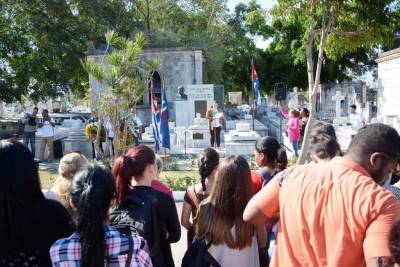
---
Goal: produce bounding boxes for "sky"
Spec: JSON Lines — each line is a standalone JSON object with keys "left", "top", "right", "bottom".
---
{"left": 226, "top": 0, "right": 277, "bottom": 49}
{"left": 226, "top": 0, "right": 276, "bottom": 11}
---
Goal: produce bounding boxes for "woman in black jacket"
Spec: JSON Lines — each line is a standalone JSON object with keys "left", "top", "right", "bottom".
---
{"left": 111, "top": 145, "right": 181, "bottom": 267}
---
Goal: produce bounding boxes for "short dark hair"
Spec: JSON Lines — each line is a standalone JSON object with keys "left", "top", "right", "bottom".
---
{"left": 310, "top": 134, "right": 338, "bottom": 160}
{"left": 255, "top": 136, "right": 281, "bottom": 166}
{"left": 350, "top": 104, "right": 357, "bottom": 110}
{"left": 347, "top": 123, "right": 400, "bottom": 160}
{"left": 310, "top": 121, "right": 342, "bottom": 157}
{"left": 389, "top": 220, "right": 400, "bottom": 264}
{"left": 43, "top": 109, "right": 49, "bottom": 113}
{"left": 33, "top": 107, "right": 38, "bottom": 111}
{"left": 311, "top": 121, "right": 337, "bottom": 140}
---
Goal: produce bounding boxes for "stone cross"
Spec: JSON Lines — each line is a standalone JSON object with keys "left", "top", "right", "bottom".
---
{"left": 332, "top": 91, "right": 345, "bottom": 118}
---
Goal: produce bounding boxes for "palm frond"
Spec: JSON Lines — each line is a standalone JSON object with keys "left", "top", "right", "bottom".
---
{"left": 81, "top": 59, "right": 105, "bottom": 81}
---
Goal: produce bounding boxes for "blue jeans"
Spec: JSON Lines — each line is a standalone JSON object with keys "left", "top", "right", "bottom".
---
{"left": 292, "top": 139, "right": 299, "bottom": 157}
{"left": 23, "top": 132, "right": 36, "bottom": 157}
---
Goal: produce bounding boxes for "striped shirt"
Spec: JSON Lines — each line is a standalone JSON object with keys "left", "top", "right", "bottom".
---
{"left": 50, "top": 225, "right": 152, "bottom": 267}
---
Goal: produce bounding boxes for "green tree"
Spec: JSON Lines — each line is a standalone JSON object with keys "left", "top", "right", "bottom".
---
{"left": 83, "top": 31, "right": 158, "bottom": 158}
{"left": 271, "top": 0, "right": 399, "bottom": 164}
{"left": 0, "top": 0, "right": 87, "bottom": 102}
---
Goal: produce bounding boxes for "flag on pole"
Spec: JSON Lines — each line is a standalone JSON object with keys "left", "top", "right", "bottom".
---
{"left": 251, "top": 60, "right": 262, "bottom": 106}
{"left": 160, "top": 89, "right": 170, "bottom": 149}
{"left": 150, "top": 85, "right": 161, "bottom": 151}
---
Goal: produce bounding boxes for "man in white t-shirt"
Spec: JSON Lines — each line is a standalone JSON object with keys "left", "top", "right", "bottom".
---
{"left": 349, "top": 104, "right": 363, "bottom": 138}
{"left": 105, "top": 119, "right": 115, "bottom": 158}
{"left": 38, "top": 109, "right": 55, "bottom": 162}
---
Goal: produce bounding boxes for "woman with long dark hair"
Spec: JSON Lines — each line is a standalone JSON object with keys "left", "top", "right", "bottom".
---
{"left": 181, "top": 147, "right": 219, "bottom": 247}
{"left": 196, "top": 155, "right": 266, "bottom": 267}
{"left": 110, "top": 145, "right": 180, "bottom": 267}
{"left": 50, "top": 163, "right": 152, "bottom": 266}
{"left": 0, "top": 141, "right": 73, "bottom": 266}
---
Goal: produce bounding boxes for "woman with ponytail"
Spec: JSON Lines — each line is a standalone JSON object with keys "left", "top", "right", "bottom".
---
{"left": 181, "top": 147, "right": 219, "bottom": 247}
{"left": 50, "top": 163, "right": 152, "bottom": 267}
{"left": 110, "top": 145, "right": 180, "bottom": 267}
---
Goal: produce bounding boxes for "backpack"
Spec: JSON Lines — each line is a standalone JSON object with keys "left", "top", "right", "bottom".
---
{"left": 109, "top": 193, "right": 160, "bottom": 258}
{"left": 181, "top": 238, "right": 221, "bottom": 267}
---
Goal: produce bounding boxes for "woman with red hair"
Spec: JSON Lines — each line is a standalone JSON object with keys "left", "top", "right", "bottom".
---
{"left": 110, "top": 145, "right": 181, "bottom": 267}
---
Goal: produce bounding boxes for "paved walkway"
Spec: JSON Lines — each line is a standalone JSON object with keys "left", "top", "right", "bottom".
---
{"left": 172, "top": 203, "right": 187, "bottom": 266}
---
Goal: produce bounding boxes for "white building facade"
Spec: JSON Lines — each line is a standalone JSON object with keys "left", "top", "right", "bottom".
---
{"left": 376, "top": 48, "right": 400, "bottom": 132}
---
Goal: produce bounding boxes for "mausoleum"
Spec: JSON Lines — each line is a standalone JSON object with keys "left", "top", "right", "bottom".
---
{"left": 87, "top": 47, "right": 207, "bottom": 125}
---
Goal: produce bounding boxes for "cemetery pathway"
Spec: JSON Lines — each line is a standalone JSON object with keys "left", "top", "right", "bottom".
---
{"left": 172, "top": 202, "right": 187, "bottom": 266}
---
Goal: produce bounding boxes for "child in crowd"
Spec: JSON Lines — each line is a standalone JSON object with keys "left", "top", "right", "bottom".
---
{"left": 280, "top": 105, "right": 301, "bottom": 157}
{"left": 181, "top": 147, "right": 219, "bottom": 247}
{"left": 0, "top": 141, "right": 73, "bottom": 266}
{"left": 50, "top": 163, "right": 152, "bottom": 266}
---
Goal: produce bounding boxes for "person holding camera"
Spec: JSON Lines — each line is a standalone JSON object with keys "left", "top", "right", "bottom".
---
{"left": 21, "top": 107, "right": 40, "bottom": 157}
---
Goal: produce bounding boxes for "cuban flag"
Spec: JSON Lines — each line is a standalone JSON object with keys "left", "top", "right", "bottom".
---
{"left": 160, "top": 89, "right": 170, "bottom": 149}
{"left": 151, "top": 86, "right": 161, "bottom": 151}
{"left": 252, "top": 61, "right": 262, "bottom": 106}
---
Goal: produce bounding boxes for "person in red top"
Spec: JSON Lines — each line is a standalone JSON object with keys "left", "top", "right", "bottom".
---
{"left": 151, "top": 155, "right": 173, "bottom": 198}
{"left": 244, "top": 123, "right": 400, "bottom": 267}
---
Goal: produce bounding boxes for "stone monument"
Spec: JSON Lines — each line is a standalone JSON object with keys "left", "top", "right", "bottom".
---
{"left": 318, "top": 81, "right": 366, "bottom": 120}
{"left": 287, "top": 87, "right": 299, "bottom": 110}
{"left": 228, "top": 92, "right": 243, "bottom": 105}
{"left": 174, "top": 84, "right": 219, "bottom": 127}
{"left": 332, "top": 90, "right": 345, "bottom": 119}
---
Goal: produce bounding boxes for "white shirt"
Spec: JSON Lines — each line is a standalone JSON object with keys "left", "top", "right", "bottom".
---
{"left": 209, "top": 229, "right": 259, "bottom": 267}
{"left": 349, "top": 112, "right": 363, "bottom": 135}
{"left": 41, "top": 119, "right": 54, "bottom": 137}
{"left": 133, "top": 115, "right": 142, "bottom": 127}
{"left": 105, "top": 121, "right": 114, "bottom": 138}
{"left": 211, "top": 109, "right": 221, "bottom": 128}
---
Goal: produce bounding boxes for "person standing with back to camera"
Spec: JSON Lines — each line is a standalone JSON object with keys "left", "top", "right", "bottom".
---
{"left": 206, "top": 101, "right": 224, "bottom": 149}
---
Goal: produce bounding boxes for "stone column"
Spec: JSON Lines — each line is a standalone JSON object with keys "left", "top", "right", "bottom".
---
{"left": 194, "top": 50, "right": 203, "bottom": 84}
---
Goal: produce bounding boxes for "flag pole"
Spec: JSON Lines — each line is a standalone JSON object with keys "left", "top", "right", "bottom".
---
{"left": 162, "top": 78, "right": 167, "bottom": 157}
{"left": 251, "top": 58, "right": 255, "bottom": 131}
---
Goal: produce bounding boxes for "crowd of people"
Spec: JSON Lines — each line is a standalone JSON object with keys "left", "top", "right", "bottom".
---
{"left": 1, "top": 120, "right": 400, "bottom": 267}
